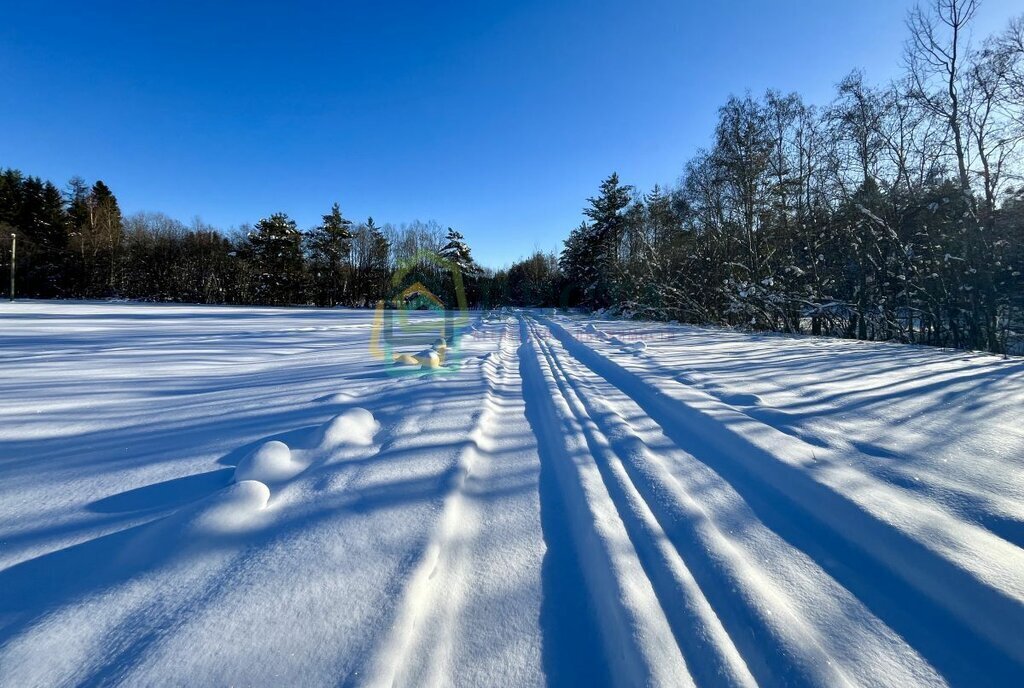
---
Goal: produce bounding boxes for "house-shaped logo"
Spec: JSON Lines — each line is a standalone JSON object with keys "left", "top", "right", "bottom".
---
{"left": 369, "top": 251, "right": 471, "bottom": 374}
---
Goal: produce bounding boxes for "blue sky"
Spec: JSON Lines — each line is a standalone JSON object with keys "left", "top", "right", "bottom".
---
{"left": 1, "top": 0, "right": 1018, "bottom": 267}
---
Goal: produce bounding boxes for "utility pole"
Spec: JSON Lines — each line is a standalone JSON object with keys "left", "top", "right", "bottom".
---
{"left": 9, "top": 233, "right": 14, "bottom": 302}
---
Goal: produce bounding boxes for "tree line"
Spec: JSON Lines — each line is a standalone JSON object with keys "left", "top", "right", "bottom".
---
{"left": 0, "top": 170, "right": 496, "bottom": 309}
{"left": 2, "top": 0, "right": 1021, "bottom": 354}
{"left": 0, "top": 164, "right": 563, "bottom": 312}
{"left": 559, "top": 1, "right": 1023, "bottom": 354}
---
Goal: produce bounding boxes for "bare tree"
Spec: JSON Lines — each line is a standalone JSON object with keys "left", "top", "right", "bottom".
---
{"left": 965, "top": 36, "right": 1023, "bottom": 219}
{"left": 905, "top": 0, "right": 980, "bottom": 195}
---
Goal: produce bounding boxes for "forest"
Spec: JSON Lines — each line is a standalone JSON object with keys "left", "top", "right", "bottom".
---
{"left": 2, "top": 0, "right": 1022, "bottom": 353}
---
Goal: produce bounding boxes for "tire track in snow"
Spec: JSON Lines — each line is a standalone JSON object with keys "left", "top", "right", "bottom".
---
{"left": 527, "top": 317, "right": 914, "bottom": 686}
{"left": 529, "top": 318, "right": 950, "bottom": 686}
{"left": 519, "top": 317, "right": 694, "bottom": 687}
{"left": 525, "top": 318, "right": 763, "bottom": 686}
{"left": 530, "top": 320, "right": 795, "bottom": 684}
{"left": 536, "top": 316, "right": 1024, "bottom": 683}
{"left": 360, "top": 319, "right": 544, "bottom": 687}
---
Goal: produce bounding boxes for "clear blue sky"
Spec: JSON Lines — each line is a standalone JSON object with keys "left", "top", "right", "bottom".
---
{"left": 1, "top": 0, "right": 1018, "bottom": 267}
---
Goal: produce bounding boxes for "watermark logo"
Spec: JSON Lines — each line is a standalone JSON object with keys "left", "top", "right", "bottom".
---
{"left": 369, "top": 251, "right": 471, "bottom": 374}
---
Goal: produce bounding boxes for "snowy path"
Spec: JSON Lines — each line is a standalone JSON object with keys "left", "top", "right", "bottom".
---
{"left": 1, "top": 302, "right": 1022, "bottom": 686}
{"left": 522, "top": 315, "right": 1022, "bottom": 685}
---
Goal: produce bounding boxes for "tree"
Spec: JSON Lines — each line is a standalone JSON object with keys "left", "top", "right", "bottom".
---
{"left": 243, "top": 213, "right": 304, "bottom": 305}
{"left": 582, "top": 173, "right": 633, "bottom": 307}
{"left": 507, "top": 251, "right": 561, "bottom": 306}
{"left": 438, "top": 227, "right": 482, "bottom": 306}
{"left": 905, "top": 0, "right": 979, "bottom": 196}
{"left": 0, "top": 170, "right": 70, "bottom": 297}
{"left": 559, "top": 221, "right": 596, "bottom": 307}
{"left": 306, "top": 202, "right": 353, "bottom": 306}
{"left": 64, "top": 178, "right": 123, "bottom": 296}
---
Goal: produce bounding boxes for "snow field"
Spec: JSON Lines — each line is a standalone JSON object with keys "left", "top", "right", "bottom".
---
{"left": 1, "top": 302, "right": 1022, "bottom": 686}
{"left": 525, "top": 317, "right": 942, "bottom": 685}
{"left": 539, "top": 316, "right": 1024, "bottom": 676}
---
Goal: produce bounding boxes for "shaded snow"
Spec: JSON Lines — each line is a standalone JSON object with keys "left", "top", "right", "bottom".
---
{"left": 1, "top": 302, "right": 1022, "bottom": 686}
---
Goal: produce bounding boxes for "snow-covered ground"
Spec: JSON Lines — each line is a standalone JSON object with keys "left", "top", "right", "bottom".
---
{"left": 1, "top": 301, "right": 1022, "bottom": 686}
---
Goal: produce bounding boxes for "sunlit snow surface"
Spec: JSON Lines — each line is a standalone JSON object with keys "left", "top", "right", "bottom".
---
{"left": 1, "top": 301, "right": 1022, "bottom": 686}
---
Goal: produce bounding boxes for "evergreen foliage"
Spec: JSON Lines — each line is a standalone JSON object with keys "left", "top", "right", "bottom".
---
{"left": 1, "top": 1, "right": 1020, "bottom": 353}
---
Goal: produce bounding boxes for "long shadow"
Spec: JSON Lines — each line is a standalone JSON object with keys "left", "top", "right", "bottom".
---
{"left": 0, "top": 447, "right": 474, "bottom": 674}
{"left": 88, "top": 468, "right": 234, "bottom": 514}
{"left": 518, "top": 332, "right": 611, "bottom": 688}
{"left": 0, "top": 520, "right": 154, "bottom": 646}
{"left": 542, "top": 317, "right": 1024, "bottom": 685}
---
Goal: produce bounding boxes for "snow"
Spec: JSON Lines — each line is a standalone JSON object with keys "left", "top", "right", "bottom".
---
{"left": 319, "top": 408, "right": 380, "bottom": 448}
{"left": 1, "top": 301, "right": 1022, "bottom": 686}
{"left": 234, "top": 440, "right": 299, "bottom": 483}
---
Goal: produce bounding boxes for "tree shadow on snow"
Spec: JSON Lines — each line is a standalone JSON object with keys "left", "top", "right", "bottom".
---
{"left": 87, "top": 468, "right": 234, "bottom": 514}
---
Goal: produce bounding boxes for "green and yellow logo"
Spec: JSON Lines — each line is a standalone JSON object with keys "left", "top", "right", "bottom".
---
{"left": 369, "top": 251, "right": 472, "bottom": 374}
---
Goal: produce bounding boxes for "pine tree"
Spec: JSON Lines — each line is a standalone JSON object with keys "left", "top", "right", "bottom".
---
{"left": 368, "top": 218, "right": 391, "bottom": 303}
{"left": 582, "top": 173, "right": 633, "bottom": 307}
{"left": 438, "top": 227, "right": 481, "bottom": 306}
{"left": 245, "top": 213, "right": 305, "bottom": 305}
{"left": 306, "top": 202, "right": 353, "bottom": 306}
{"left": 558, "top": 221, "right": 594, "bottom": 306}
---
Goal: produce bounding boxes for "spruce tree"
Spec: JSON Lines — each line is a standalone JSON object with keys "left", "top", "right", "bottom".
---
{"left": 306, "top": 202, "right": 353, "bottom": 306}
{"left": 582, "top": 173, "right": 633, "bottom": 308}
{"left": 558, "top": 221, "right": 593, "bottom": 306}
{"left": 438, "top": 227, "right": 481, "bottom": 305}
{"left": 245, "top": 212, "right": 305, "bottom": 305}
{"left": 0, "top": 170, "right": 71, "bottom": 297}
{"left": 368, "top": 218, "right": 390, "bottom": 303}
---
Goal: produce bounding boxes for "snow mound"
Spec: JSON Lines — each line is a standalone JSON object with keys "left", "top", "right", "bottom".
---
{"left": 675, "top": 370, "right": 762, "bottom": 407}
{"left": 718, "top": 391, "right": 763, "bottom": 407}
{"left": 623, "top": 341, "right": 648, "bottom": 353}
{"left": 676, "top": 370, "right": 711, "bottom": 386}
{"left": 191, "top": 480, "right": 271, "bottom": 532}
{"left": 319, "top": 391, "right": 357, "bottom": 404}
{"left": 122, "top": 480, "right": 270, "bottom": 565}
{"left": 234, "top": 440, "right": 300, "bottom": 484}
{"left": 320, "top": 408, "right": 379, "bottom": 448}
{"left": 419, "top": 348, "right": 441, "bottom": 367}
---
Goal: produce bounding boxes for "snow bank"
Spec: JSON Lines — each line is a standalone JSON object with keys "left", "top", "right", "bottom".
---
{"left": 234, "top": 440, "right": 300, "bottom": 484}
{"left": 319, "top": 408, "right": 379, "bottom": 448}
{"left": 320, "top": 391, "right": 357, "bottom": 404}
{"left": 189, "top": 480, "right": 271, "bottom": 532}
{"left": 120, "top": 480, "right": 271, "bottom": 567}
